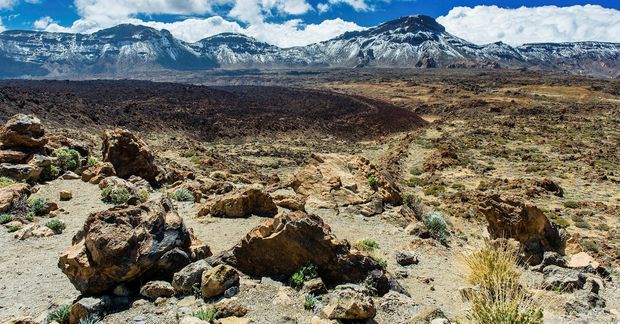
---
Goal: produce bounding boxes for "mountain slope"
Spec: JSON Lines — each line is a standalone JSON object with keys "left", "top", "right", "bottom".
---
{"left": 0, "top": 15, "right": 618, "bottom": 77}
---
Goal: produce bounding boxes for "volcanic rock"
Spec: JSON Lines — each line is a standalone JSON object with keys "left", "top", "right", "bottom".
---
{"left": 81, "top": 162, "right": 116, "bottom": 184}
{"left": 102, "top": 129, "right": 161, "bottom": 183}
{"left": 0, "top": 183, "right": 30, "bottom": 212}
{"left": 201, "top": 265, "right": 240, "bottom": 298}
{"left": 217, "top": 211, "right": 384, "bottom": 285}
{"left": 58, "top": 198, "right": 210, "bottom": 295}
{"left": 291, "top": 154, "right": 402, "bottom": 211}
{"left": 0, "top": 114, "right": 46, "bottom": 149}
{"left": 479, "top": 194, "right": 565, "bottom": 264}
{"left": 198, "top": 188, "right": 277, "bottom": 218}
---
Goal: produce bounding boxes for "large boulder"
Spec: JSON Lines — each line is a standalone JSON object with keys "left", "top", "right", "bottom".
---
{"left": 321, "top": 290, "right": 376, "bottom": 320}
{"left": 102, "top": 129, "right": 161, "bottom": 183}
{"left": 201, "top": 264, "right": 240, "bottom": 298}
{"left": 0, "top": 114, "right": 47, "bottom": 150}
{"left": 291, "top": 154, "right": 401, "bottom": 211}
{"left": 479, "top": 194, "right": 565, "bottom": 264}
{"left": 0, "top": 183, "right": 30, "bottom": 212}
{"left": 0, "top": 155, "right": 53, "bottom": 182}
{"left": 216, "top": 211, "right": 384, "bottom": 284}
{"left": 198, "top": 188, "right": 277, "bottom": 218}
{"left": 58, "top": 198, "right": 211, "bottom": 295}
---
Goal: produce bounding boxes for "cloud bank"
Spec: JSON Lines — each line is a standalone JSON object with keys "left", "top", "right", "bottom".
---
{"left": 437, "top": 5, "right": 620, "bottom": 46}
{"left": 32, "top": 0, "right": 366, "bottom": 47}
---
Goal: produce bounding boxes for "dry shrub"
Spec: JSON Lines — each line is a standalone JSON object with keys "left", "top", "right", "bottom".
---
{"left": 463, "top": 240, "right": 543, "bottom": 324}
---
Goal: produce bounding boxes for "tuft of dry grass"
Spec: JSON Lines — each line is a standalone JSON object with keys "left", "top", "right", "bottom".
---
{"left": 463, "top": 240, "right": 520, "bottom": 291}
{"left": 463, "top": 240, "right": 543, "bottom": 324}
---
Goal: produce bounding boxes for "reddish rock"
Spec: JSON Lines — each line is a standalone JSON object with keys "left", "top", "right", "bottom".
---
{"left": 0, "top": 183, "right": 30, "bottom": 212}
{"left": 0, "top": 114, "right": 47, "bottom": 149}
{"left": 102, "top": 129, "right": 161, "bottom": 183}
{"left": 81, "top": 162, "right": 116, "bottom": 184}
{"left": 58, "top": 198, "right": 211, "bottom": 295}
{"left": 217, "top": 211, "right": 384, "bottom": 284}
{"left": 198, "top": 188, "right": 277, "bottom": 218}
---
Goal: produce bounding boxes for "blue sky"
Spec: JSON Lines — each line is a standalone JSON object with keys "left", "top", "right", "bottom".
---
{"left": 1, "top": 0, "right": 619, "bottom": 47}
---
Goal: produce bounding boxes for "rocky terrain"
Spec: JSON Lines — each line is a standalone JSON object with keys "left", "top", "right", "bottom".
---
{"left": 0, "top": 69, "right": 618, "bottom": 324}
{"left": 0, "top": 15, "right": 619, "bottom": 78}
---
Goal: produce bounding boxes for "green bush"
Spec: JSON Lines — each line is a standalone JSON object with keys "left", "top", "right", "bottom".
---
{"left": 0, "top": 176, "right": 15, "bottom": 188}
{"left": 138, "top": 189, "right": 150, "bottom": 203}
{"left": 7, "top": 225, "right": 20, "bottom": 233}
{"left": 407, "top": 177, "right": 426, "bottom": 187}
{"left": 289, "top": 264, "right": 319, "bottom": 289}
{"left": 25, "top": 212, "right": 35, "bottom": 222}
{"left": 0, "top": 214, "right": 12, "bottom": 224}
{"left": 367, "top": 175, "right": 378, "bottom": 188}
{"left": 169, "top": 188, "right": 195, "bottom": 202}
{"left": 40, "top": 165, "right": 61, "bottom": 181}
{"left": 451, "top": 183, "right": 465, "bottom": 190}
{"left": 563, "top": 201, "right": 580, "bottom": 209}
{"left": 304, "top": 295, "right": 317, "bottom": 310}
{"left": 192, "top": 308, "right": 216, "bottom": 322}
{"left": 46, "top": 219, "right": 66, "bottom": 233}
{"left": 355, "top": 239, "right": 380, "bottom": 253}
{"left": 424, "top": 185, "right": 446, "bottom": 197}
{"left": 101, "top": 187, "right": 131, "bottom": 204}
{"left": 52, "top": 147, "right": 82, "bottom": 172}
{"left": 409, "top": 167, "right": 423, "bottom": 176}
{"left": 86, "top": 156, "right": 98, "bottom": 168}
{"left": 582, "top": 240, "right": 599, "bottom": 253}
{"left": 48, "top": 304, "right": 71, "bottom": 324}
{"left": 424, "top": 211, "right": 450, "bottom": 242}
{"left": 28, "top": 197, "right": 48, "bottom": 216}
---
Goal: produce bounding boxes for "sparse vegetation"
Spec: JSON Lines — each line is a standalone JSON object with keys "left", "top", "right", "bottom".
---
{"left": 79, "top": 315, "right": 100, "bottom": 324}
{"left": 409, "top": 167, "right": 423, "bottom": 176}
{"left": 563, "top": 201, "right": 580, "bottom": 209}
{"left": 354, "top": 239, "right": 380, "bottom": 253}
{"left": 0, "top": 214, "right": 12, "bottom": 224}
{"left": 424, "top": 184, "right": 446, "bottom": 196}
{"left": 168, "top": 188, "right": 195, "bottom": 202}
{"left": 48, "top": 304, "right": 72, "bottom": 324}
{"left": 101, "top": 186, "right": 131, "bottom": 204}
{"left": 40, "top": 164, "right": 60, "bottom": 181}
{"left": 86, "top": 156, "right": 98, "bottom": 167}
{"left": 28, "top": 197, "right": 48, "bottom": 216}
{"left": 52, "top": 147, "right": 82, "bottom": 172}
{"left": 464, "top": 241, "right": 543, "bottom": 324}
{"left": 7, "top": 225, "right": 20, "bottom": 233}
{"left": 582, "top": 240, "right": 599, "bottom": 253}
{"left": 0, "top": 176, "right": 15, "bottom": 188}
{"left": 46, "top": 219, "right": 66, "bottom": 233}
{"left": 423, "top": 211, "right": 450, "bottom": 242}
{"left": 289, "top": 264, "right": 319, "bottom": 289}
{"left": 407, "top": 177, "right": 426, "bottom": 187}
{"left": 192, "top": 307, "right": 216, "bottom": 322}
{"left": 25, "top": 212, "right": 35, "bottom": 222}
{"left": 370, "top": 255, "right": 388, "bottom": 269}
{"left": 304, "top": 295, "right": 317, "bottom": 311}
{"left": 367, "top": 175, "right": 377, "bottom": 188}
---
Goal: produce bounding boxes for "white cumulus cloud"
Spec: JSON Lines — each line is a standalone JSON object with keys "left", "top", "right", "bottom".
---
{"left": 0, "top": 0, "right": 17, "bottom": 10}
{"left": 0, "top": 17, "right": 5, "bottom": 32}
{"left": 437, "top": 5, "right": 620, "bottom": 46}
{"left": 34, "top": 0, "right": 365, "bottom": 47}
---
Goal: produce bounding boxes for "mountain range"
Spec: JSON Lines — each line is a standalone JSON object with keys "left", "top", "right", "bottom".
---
{"left": 0, "top": 15, "right": 618, "bottom": 78}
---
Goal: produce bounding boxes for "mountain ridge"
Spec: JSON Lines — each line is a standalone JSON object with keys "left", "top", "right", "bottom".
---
{"left": 1, "top": 15, "right": 618, "bottom": 78}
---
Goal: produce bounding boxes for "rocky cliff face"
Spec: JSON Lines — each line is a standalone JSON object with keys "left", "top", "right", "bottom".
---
{"left": 1, "top": 15, "right": 618, "bottom": 77}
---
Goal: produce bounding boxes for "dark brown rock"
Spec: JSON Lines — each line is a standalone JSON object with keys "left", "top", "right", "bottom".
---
{"left": 217, "top": 211, "right": 384, "bottom": 285}
{"left": 58, "top": 198, "right": 211, "bottom": 295}
{"left": 102, "top": 129, "right": 161, "bottom": 183}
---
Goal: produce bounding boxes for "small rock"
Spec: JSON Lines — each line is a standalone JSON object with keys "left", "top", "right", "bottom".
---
{"left": 140, "top": 281, "right": 175, "bottom": 300}
{"left": 360, "top": 198, "right": 383, "bottom": 217}
{"left": 322, "top": 291, "right": 376, "bottom": 320}
{"left": 568, "top": 252, "right": 600, "bottom": 269}
{"left": 201, "top": 265, "right": 239, "bottom": 299}
{"left": 303, "top": 278, "right": 328, "bottom": 295}
{"left": 173, "top": 259, "right": 212, "bottom": 294}
{"left": 224, "top": 286, "right": 240, "bottom": 298}
{"left": 409, "top": 306, "right": 447, "bottom": 324}
{"left": 220, "top": 317, "right": 251, "bottom": 324}
{"left": 62, "top": 171, "right": 81, "bottom": 180}
{"left": 531, "top": 251, "right": 567, "bottom": 272}
{"left": 215, "top": 299, "right": 249, "bottom": 318}
{"left": 272, "top": 287, "right": 294, "bottom": 305}
{"left": 69, "top": 296, "right": 111, "bottom": 324}
{"left": 395, "top": 250, "right": 419, "bottom": 266}
{"left": 32, "top": 226, "right": 55, "bottom": 238}
{"left": 404, "top": 222, "right": 431, "bottom": 239}
{"left": 543, "top": 265, "right": 586, "bottom": 292}
{"left": 59, "top": 190, "right": 73, "bottom": 201}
